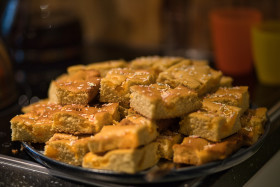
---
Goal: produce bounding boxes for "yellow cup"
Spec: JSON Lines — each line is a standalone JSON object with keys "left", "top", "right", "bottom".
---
{"left": 252, "top": 21, "right": 280, "bottom": 85}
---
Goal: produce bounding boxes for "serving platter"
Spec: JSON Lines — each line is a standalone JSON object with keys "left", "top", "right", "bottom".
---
{"left": 22, "top": 116, "right": 270, "bottom": 186}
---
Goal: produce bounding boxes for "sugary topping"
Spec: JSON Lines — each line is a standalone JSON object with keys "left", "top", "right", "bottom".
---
{"left": 13, "top": 103, "right": 62, "bottom": 125}
{"left": 56, "top": 78, "right": 100, "bottom": 92}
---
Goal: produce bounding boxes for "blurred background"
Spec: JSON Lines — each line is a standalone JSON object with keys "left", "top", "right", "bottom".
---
{"left": 0, "top": 0, "right": 280, "bottom": 107}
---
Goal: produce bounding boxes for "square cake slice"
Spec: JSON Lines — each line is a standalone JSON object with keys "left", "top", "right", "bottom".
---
{"left": 87, "top": 115, "right": 158, "bottom": 153}
{"left": 52, "top": 103, "right": 119, "bottom": 135}
{"left": 204, "top": 86, "right": 249, "bottom": 114}
{"left": 67, "top": 60, "right": 128, "bottom": 78}
{"left": 82, "top": 142, "right": 159, "bottom": 174}
{"left": 129, "top": 56, "right": 183, "bottom": 74}
{"left": 157, "top": 60, "right": 222, "bottom": 96}
{"left": 44, "top": 133, "right": 91, "bottom": 166}
{"left": 179, "top": 101, "right": 242, "bottom": 142}
{"left": 202, "top": 101, "right": 242, "bottom": 135}
{"left": 239, "top": 107, "right": 267, "bottom": 146}
{"left": 48, "top": 69, "right": 101, "bottom": 105}
{"left": 130, "top": 84, "right": 202, "bottom": 119}
{"left": 173, "top": 134, "right": 243, "bottom": 165}
{"left": 100, "top": 68, "right": 156, "bottom": 107}
{"left": 179, "top": 111, "right": 227, "bottom": 142}
{"left": 11, "top": 103, "right": 62, "bottom": 143}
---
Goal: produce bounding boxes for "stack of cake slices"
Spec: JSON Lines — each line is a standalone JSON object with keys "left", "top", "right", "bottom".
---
{"left": 10, "top": 56, "right": 267, "bottom": 173}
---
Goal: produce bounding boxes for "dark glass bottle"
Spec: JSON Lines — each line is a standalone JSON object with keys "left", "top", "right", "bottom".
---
{"left": 1, "top": 0, "right": 83, "bottom": 98}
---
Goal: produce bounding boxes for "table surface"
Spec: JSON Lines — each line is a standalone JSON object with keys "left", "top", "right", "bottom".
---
{"left": 1, "top": 52, "right": 280, "bottom": 187}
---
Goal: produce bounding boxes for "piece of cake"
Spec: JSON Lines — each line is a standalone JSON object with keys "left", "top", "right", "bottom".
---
{"left": 202, "top": 101, "right": 242, "bottom": 135}
{"left": 130, "top": 83, "right": 202, "bottom": 119}
{"left": 82, "top": 142, "right": 160, "bottom": 174}
{"left": 219, "top": 76, "right": 233, "bottom": 87}
{"left": 179, "top": 111, "right": 227, "bottom": 142}
{"left": 68, "top": 60, "right": 128, "bottom": 78}
{"left": 239, "top": 107, "right": 267, "bottom": 146}
{"left": 44, "top": 133, "right": 91, "bottom": 166}
{"left": 204, "top": 86, "right": 249, "bottom": 114}
{"left": 52, "top": 103, "right": 119, "bottom": 135}
{"left": 11, "top": 103, "right": 62, "bottom": 143}
{"left": 86, "top": 60, "right": 128, "bottom": 77}
{"left": 173, "top": 134, "right": 243, "bottom": 165}
{"left": 87, "top": 115, "right": 158, "bottom": 153}
{"left": 92, "top": 103, "right": 120, "bottom": 122}
{"left": 66, "top": 64, "right": 86, "bottom": 75}
{"left": 129, "top": 56, "right": 183, "bottom": 74}
{"left": 179, "top": 101, "right": 242, "bottom": 142}
{"left": 157, "top": 60, "right": 222, "bottom": 96}
{"left": 48, "top": 69, "right": 101, "bottom": 105}
{"left": 99, "top": 68, "right": 156, "bottom": 108}
{"left": 156, "top": 131, "right": 183, "bottom": 160}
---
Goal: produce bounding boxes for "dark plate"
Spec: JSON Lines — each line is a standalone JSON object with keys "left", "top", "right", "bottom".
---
{"left": 21, "top": 117, "right": 270, "bottom": 186}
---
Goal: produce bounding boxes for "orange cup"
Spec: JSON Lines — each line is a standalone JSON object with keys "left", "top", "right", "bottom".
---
{"left": 210, "top": 8, "right": 262, "bottom": 75}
